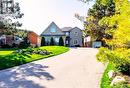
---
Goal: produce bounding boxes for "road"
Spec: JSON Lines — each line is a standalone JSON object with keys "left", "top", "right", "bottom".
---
{"left": 0, "top": 48, "right": 104, "bottom": 88}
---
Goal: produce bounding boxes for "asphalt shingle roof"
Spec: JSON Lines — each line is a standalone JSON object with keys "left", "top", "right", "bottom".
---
{"left": 61, "top": 27, "right": 73, "bottom": 32}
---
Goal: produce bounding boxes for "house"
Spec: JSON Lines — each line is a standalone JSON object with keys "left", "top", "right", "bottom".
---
{"left": 41, "top": 22, "right": 83, "bottom": 47}
{"left": 27, "top": 31, "right": 41, "bottom": 47}
{"left": 0, "top": 34, "right": 23, "bottom": 47}
{"left": 83, "top": 36, "right": 91, "bottom": 47}
{"left": 0, "top": 35, "right": 6, "bottom": 46}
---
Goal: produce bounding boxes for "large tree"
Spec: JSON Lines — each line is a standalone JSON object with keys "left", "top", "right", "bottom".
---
{"left": 85, "top": 0, "right": 115, "bottom": 44}
{"left": 0, "top": 1, "right": 24, "bottom": 35}
{"left": 96, "top": 0, "right": 130, "bottom": 76}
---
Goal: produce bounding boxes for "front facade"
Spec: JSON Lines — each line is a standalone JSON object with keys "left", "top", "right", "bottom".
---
{"left": 84, "top": 36, "right": 91, "bottom": 47}
{"left": 0, "top": 34, "right": 23, "bottom": 47}
{"left": 27, "top": 31, "right": 41, "bottom": 47}
{"left": 41, "top": 22, "right": 83, "bottom": 47}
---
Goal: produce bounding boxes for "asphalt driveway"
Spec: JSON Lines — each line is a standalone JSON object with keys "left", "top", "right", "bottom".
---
{"left": 0, "top": 48, "right": 104, "bottom": 88}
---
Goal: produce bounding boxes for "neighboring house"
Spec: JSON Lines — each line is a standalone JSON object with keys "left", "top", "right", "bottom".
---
{"left": 0, "top": 35, "right": 6, "bottom": 46}
{"left": 0, "top": 34, "right": 23, "bottom": 47}
{"left": 27, "top": 31, "right": 41, "bottom": 47}
{"left": 41, "top": 22, "right": 83, "bottom": 47}
{"left": 84, "top": 36, "right": 91, "bottom": 47}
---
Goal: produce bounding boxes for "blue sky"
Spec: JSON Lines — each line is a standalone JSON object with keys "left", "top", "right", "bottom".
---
{"left": 16, "top": 0, "right": 94, "bottom": 35}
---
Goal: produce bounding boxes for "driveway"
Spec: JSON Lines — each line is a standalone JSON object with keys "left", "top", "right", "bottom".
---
{"left": 0, "top": 48, "right": 104, "bottom": 88}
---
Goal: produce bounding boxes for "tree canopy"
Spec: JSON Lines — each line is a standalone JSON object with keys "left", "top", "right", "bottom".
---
{"left": 0, "top": 1, "right": 24, "bottom": 35}
{"left": 95, "top": 0, "right": 130, "bottom": 75}
{"left": 84, "top": 0, "right": 115, "bottom": 44}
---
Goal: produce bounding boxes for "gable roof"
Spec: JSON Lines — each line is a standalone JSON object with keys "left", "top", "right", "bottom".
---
{"left": 41, "top": 22, "right": 65, "bottom": 36}
{"left": 28, "top": 31, "right": 39, "bottom": 36}
{"left": 61, "top": 27, "right": 72, "bottom": 32}
{"left": 70, "top": 27, "right": 82, "bottom": 31}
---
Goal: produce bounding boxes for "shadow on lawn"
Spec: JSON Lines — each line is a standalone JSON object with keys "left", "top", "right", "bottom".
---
{"left": 0, "top": 63, "right": 54, "bottom": 88}
{"left": 0, "top": 53, "right": 30, "bottom": 70}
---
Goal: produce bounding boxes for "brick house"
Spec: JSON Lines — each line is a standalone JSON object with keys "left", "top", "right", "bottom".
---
{"left": 27, "top": 31, "right": 41, "bottom": 47}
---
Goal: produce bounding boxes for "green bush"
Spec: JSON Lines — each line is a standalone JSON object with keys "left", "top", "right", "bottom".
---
{"left": 97, "top": 48, "right": 130, "bottom": 67}
{"left": 41, "top": 37, "right": 45, "bottom": 46}
{"left": 117, "top": 64, "right": 130, "bottom": 75}
{"left": 111, "top": 82, "right": 128, "bottom": 88}
{"left": 59, "top": 37, "right": 64, "bottom": 46}
{"left": 96, "top": 47, "right": 110, "bottom": 63}
{"left": 18, "top": 37, "right": 30, "bottom": 48}
{"left": 97, "top": 47, "right": 130, "bottom": 76}
{"left": 50, "top": 37, "right": 55, "bottom": 46}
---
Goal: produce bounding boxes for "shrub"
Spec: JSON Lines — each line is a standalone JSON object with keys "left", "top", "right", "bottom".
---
{"left": 18, "top": 37, "right": 30, "bottom": 48}
{"left": 111, "top": 82, "right": 128, "bottom": 88}
{"left": 13, "top": 47, "right": 52, "bottom": 55}
{"left": 97, "top": 48, "right": 130, "bottom": 66}
{"left": 50, "top": 37, "right": 55, "bottom": 46}
{"left": 59, "top": 37, "right": 64, "bottom": 46}
{"left": 117, "top": 64, "right": 130, "bottom": 75}
{"left": 1, "top": 44, "right": 11, "bottom": 48}
{"left": 96, "top": 47, "right": 110, "bottom": 63}
{"left": 41, "top": 37, "right": 45, "bottom": 46}
{"left": 97, "top": 47, "right": 130, "bottom": 76}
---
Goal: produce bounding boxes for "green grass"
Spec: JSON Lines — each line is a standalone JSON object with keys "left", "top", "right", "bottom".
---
{"left": 0, "top": 46, "right": 69, "bottom": 70}
{"left": 0, "top": 48, "right": 17, "bottom": 55}
{"left": 101, "top": 63, "right": 130, "bottom": 88}
{"left": 40, "top": 46, "right": 69, "bottom": 55}
{"left": 0, "top": 51, "right": 13, "bottom": 55}
{"left": 101, "top": 63, "right": 116, "bottom": 88}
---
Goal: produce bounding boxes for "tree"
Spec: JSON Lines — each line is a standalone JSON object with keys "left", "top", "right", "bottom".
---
{"left": 18, "top": 37, "right": 30, "bottom": 48}
{"left": 59, "top": 37, "right": 64, "bottom": 46}
{"left": 41, "top": 37, "right": 45, "bottom": 46}
{"left": 50, "top": 37, "right": 55, "bottom": 46}
{"left": 84, "top": 0, "right": 115, "bottom": 46}
{"left": 0, "top": 1, "right": 24, "bottom": 35}
{"left": 96, "top": 0, "right": 130, "bottom": 75}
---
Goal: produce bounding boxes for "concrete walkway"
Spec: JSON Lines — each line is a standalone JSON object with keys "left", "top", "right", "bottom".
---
{"left": 0, "top": 48, "right": 104, "bottom": 88}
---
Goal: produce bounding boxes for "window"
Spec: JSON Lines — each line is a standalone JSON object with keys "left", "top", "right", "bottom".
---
{"left": 50, "top": 26, "right": 56, "bottom": 32}
{"left": 55, "top": 37, "right": 59, "bottom": 43}
{"left": 74, "top": 32, "right": 78, "bottom": 36}
{"left": 73, "top": 40, "right": 78, "bottom": 45}
{"left": 65, "top": 32, "right": 69, "bottom": 36}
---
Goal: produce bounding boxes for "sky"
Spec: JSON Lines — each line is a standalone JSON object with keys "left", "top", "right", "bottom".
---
{"left": 15, "top": 0, "right": 94, "bottom": 35}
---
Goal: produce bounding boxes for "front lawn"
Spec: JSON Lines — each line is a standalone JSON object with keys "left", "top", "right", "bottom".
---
{"left": 0, "top": 46, "right": 69, "bottom": 70}
{"left": 0, "top": 48, "right": 17, "bottom": 55}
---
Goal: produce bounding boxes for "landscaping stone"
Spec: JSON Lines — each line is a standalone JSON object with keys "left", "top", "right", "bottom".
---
{"left": 111, "top": 76, "right": 126, "bottom": 86}
{"left": 108, "top": 70, "right": 115, "bottom": 79}
{"left": 39, "top": 51, "right": 45, "bottom": 55}
{"left": 13, "top": 48, "right": 52, "bottom": 55}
